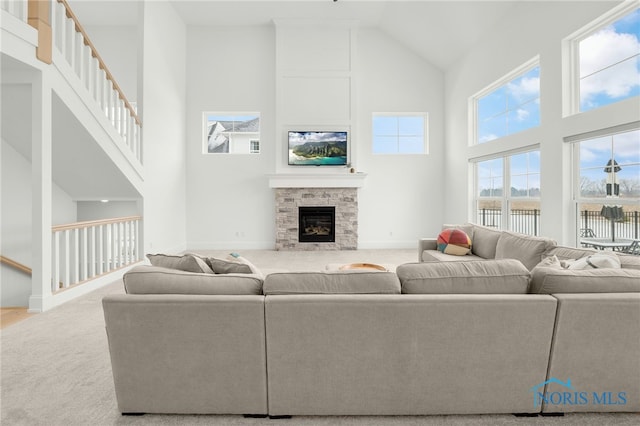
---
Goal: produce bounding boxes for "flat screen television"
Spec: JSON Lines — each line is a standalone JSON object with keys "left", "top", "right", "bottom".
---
{"left": 288, "top": 131, "right": 348, "bottom": 166}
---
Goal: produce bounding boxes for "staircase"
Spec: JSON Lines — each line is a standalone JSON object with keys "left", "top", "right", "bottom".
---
{"left": 1, "top": 0, "right": 144, "bottom": 312}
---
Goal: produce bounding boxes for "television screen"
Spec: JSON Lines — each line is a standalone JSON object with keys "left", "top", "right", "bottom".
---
{"left": 288, "top": 131, "right": 348, "bottom": 166}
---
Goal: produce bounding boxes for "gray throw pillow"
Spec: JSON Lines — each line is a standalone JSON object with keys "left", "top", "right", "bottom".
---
{"left": 206, "top": 257, "right": 252, "bottom": 274}
{"left": 494, "top": 232, "right": 556, "bottom": 270}
{"left": 146, "top": 253, "right": 214, "bottom": 274}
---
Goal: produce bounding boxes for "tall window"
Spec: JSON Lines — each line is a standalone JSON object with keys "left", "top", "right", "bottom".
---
{"left": 475, "top": 150, "right": 541, "bottom": 235}
{"left": 203, "top": 113, "right": 260, "bottom": 154}
{"left": 577, "top": 7, "right": 640, "bottom": 112}
{"left": 574, "top": 128, "right": 640, "bottom": 241}
{"left": 474, "top": 59, "right": 540, "bottom": 144}
{"left": 372, "top": 113, "right": 428, "bottom": 154}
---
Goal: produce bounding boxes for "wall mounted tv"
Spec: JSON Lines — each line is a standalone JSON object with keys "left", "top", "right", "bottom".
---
{"left": 288, "top": 131, "right": 348, "bottom": 166}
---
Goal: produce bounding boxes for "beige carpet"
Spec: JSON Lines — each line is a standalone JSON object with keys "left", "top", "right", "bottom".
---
{"left": 1, "top": 249, "right": 638, "bottom": 425}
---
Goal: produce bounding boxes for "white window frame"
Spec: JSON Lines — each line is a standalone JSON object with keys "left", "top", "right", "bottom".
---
{"left": 469, "top": 56, "right": 540, "bottom": 146}
{"left": 562, "top": 1, "right": 640, "bottom": 117}
{"left": 569, "top": 124, "right": 640, "bottom": 244}
{"left": 472, "top": 147, "right": 541, "bottom": 234}
{"left": 202, "top": 112, "right": 261, "bottom": 155}
{"left": 372, "top": 112, "right": 429, "bottom": 155}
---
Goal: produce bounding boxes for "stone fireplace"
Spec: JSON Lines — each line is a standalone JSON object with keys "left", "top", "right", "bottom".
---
{"left": 275, "top": 187, "right": 358, "bottom": 250}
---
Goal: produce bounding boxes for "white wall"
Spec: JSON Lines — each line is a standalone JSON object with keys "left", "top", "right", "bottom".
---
{"left": 141, "top": 0, "right": 187, "bottom": 254}
{"left": 1, "top": 138, "right": 77, "bottom": 306}
{"left": 82, "top": 26, "right": 138, "bottom": 105}
{"left": 77, "top": 200, "right": 139, "bottom": 221}
{"left": 185, "top": 26, "right": 276, "bottom": 249}
{"left": 356, "top": 28, "right": 445, "bottom": 247}
{"left": 183, "top": 25, "right": 444, "bottom": 250}
{"left": 444, "top": 1, "right": 635, "bottom": 245}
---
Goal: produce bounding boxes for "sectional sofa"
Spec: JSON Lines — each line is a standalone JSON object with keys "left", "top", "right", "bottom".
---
{"left": 102, "top": 226, "right": 640, "bottom": 417}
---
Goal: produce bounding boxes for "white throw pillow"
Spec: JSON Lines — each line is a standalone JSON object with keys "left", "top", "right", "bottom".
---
{"left": 565, "top": 254, "right": 621, "bottom": 270}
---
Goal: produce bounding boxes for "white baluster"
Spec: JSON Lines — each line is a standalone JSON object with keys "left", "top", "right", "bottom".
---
{"left": 81, "top": 227, "right": 88, "bottom": 281}
{"left": 98, "top": 224, "right": 104, "bottom": 274}
{"left": 134, "top": 220, "right": 139, "bottom": 261}
{"left": 65, "top": 15, "right": 75, "bottom": 66}
{"left": 90, "top": 226, "right": 96, "bottom": 278}
{"left": 63, "top": 229, "right": 70, "bottom": 288}
{"left": 73, "top": 228, "right": 80, "bottom": 284}
{"left": 91, "top": 56, "right": 100, "bottom": 102}
{"left": 53, "top": 1, "right": 65, "bottom": 53}
{"left": 53, "top": 231, "right": 60, "bottom": 292}
{"left": 74, "top": 32, "right": 84, "bottom": 80}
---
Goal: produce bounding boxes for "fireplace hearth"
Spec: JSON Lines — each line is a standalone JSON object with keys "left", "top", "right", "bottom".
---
{"left": 299, "top": 206, "right": 335, "bottom": 243}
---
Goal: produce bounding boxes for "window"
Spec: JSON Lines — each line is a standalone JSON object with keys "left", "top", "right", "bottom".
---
{"left": 474, "top": 150, "right": 541, "bottom": 235}
{"left": 573, "top": 128, "right": 640, "bottom": 241}
{"left": 473, "top": 59, "right": 540, "bottom": 144}
{"left": 203, "top": 113, "right": 260, "bottom": 154}
{"left": 372, "top": 113, "right": 428, "bottom": 154}
{"left": 577, "top": 7, "right": 640, "bottom": 112}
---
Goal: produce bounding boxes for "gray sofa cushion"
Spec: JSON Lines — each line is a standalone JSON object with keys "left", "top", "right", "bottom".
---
{"left": 470, "top": 224, "right": 502, "bottom": 259}
{"left": 124, "top": 265, "right": 263, "bottom": 295}
{"left": 263, "top": 271, "right": 401, "bottom": 295}
{"left": 146, "top": 253, "right": 214, "bottom": 274}
{"left": 421, "top": 250, "right": 484, "bottom": 262}
{"left": 494, "top": 231, "right": 556, "bottom": 270}
{"left": 529, "top": 266, "right": 640, "bottom": 294}
{"left": 397, "top": 259, "right": 530, "bottom": 294}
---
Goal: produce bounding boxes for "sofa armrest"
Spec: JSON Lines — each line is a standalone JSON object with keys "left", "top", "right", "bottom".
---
{"left": 418, "top": 238, "right": 437, "bottom": 262}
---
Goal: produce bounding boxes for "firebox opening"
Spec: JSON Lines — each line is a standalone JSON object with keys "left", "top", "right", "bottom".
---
{"left": 298, "top": 206, "right": 336, "bottom": 243}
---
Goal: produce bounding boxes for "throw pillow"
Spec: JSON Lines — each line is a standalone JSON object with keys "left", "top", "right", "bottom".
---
{"left": 206, "top": 257, "right": 253, "bottom": 274}
{"left": 565, "top": 254, "right": 621, "bottom": 270}
{"left": 227, "top": 253, "right": 263, "bottom": 278}
{"left": 539, "top": 255, "right": 562, "bottom": 268}
{"left": 436, "top": 228, "right": 472, "bottom": 256}
{"left": 146, "top": 253, "right": 214, "bottom": 274}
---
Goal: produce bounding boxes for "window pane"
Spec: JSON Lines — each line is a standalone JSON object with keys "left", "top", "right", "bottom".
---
{"left": 398, "top": 137, "right": 423, "bottom": 154}
{"left": 478, "top": 114, "right": 507, "bottom": 143}
{"left": 507, "top": 100, "right": 540, "bottom": 135}
{"left": 477, "top": 199, "right": 503, "bottom": 229}
{"left": 398, "top": 117, "right": 424, "bottom": 135}
{"left": 205, "top": 113, "right": 260, "bottom": 154}
{"left": 372, "top": 116, "right": 397, "bottom": 135}
{"left": 476, "top": 64, "right": 540, "bottom": 144}
{"left": 372, "top": 136, "right": 398, "bottom": 154}
{"left": 579, "top": 8, "right": 640, "bottom": 112}
{"left": 373, "top": 113, "right": 427, "bottom": 154}
{"left": 510, "top": 200, "right": 540, "bottom": 235}
{"left": 478, "top": 86, "right": 507, "bottom": 120}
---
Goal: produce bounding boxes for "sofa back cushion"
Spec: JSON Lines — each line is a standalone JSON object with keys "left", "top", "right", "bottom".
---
{"left": 397, "top": 259, "right": 530, "bottom": 294}
{"left": 494, "top": 232, "right": 556, "bottom": 270}
{"left": 545, "top": 246, "right": 597, "bottom": 261}
{"left": 146, "top": 253, "right": 214, "bottom": 274}
{"left": 263, "top": 271, "right": 400, "bottom": 295}
{"left": 469, "top": 224, "right": 502, "bottom": 259}
{"left": 124, "top": 265, "right": 263, "bottom": 295}
{"left": 530, "top": 266, "right": 640, "bottom": 294}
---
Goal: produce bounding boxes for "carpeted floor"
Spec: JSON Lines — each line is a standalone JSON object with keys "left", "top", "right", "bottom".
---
{"left": 1, "top": 249, "right": 638, "bottom": 425}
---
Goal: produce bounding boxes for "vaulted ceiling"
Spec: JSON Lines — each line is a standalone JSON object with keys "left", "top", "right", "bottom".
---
{"left": 69, "top": 0, "right": 520, "bottom": 70}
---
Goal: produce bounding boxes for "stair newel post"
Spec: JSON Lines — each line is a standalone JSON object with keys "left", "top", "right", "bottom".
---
{"left": 28, "top": 0, "right": 52, "bottom": 63}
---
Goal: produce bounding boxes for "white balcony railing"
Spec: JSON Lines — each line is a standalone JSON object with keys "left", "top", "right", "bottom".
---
{"left": 49, "top": 0, "right": 141, "bottom": 162}
{"left": 51, "top": 216, "right": 141, "bottom": 292}
{"left": 1, "top": 0, "right": 28, "bottom": 22}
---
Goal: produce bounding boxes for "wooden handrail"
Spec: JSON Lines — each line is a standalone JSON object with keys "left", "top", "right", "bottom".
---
{"left": 0, "top": 256, "right": 32, "bottom": 276}
{"left": 52, "top": 215, "right": 142, "bottom": 232}
{"left": 56, "top": 0, "right": 141, "bottom": 126}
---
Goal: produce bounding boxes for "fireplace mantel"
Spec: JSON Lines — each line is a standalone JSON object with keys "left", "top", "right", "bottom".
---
{"left": 268, "top": 172, "right": 367, "bottom": 189}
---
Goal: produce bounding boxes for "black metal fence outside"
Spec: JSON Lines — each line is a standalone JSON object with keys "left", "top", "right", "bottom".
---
{"left": 477, "top": 209, "right": 640, "bottom": 239}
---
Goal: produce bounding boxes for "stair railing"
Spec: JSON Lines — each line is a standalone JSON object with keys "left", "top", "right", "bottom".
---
{"left": 51, "top": 216, "right": 141, "bottom": 292}
{"left": 49, "top": 0, "right": 142, "bottom": 162}
{"left": 0, "top": 256, "right": 32, "bottom": 276}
